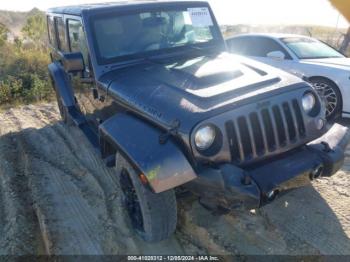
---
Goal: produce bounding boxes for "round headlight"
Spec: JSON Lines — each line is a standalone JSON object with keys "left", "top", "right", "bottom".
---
{"left": 302, "top": 92, "right": 316, "bottom": 113}
{"left": 194, "top": 125, "right": 216, "bottom": 150}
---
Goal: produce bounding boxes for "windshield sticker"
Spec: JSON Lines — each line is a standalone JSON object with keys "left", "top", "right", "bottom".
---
{"left": 188, "top": 7, "right": 213, "bottom": 27}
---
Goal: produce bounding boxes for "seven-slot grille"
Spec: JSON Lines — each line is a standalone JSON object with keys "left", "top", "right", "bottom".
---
{"left": 225, "top": 99, "right": 306, "bottom": 164}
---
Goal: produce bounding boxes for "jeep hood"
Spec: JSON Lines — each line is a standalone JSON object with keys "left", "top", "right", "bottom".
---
{"left": 101, "top": 52, "right": 305, "bottom": 132}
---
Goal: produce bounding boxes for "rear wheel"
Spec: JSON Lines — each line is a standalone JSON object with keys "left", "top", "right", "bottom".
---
{"left": 54, "top": 90, "right": 74, "bottom": 125}
{"left": 55, "top": 91, "right": 66, "bottom": 121}
{"left": 310, "top": 78, "right": 342, "bottom": 121}
{"left": 116, "top": 154, "right": 177, "bottom": 242}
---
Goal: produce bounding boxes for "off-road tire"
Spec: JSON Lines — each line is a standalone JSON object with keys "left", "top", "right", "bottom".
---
{"left": 116, "top": 153, "right": 177, "bottom": 242}
{"left": 55, "top": 90, "right": 76, "bottom": 126}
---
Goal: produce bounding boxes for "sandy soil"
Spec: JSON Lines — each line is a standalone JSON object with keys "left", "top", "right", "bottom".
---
{"left": 0, "top": 103, "right": 349, "bottom": 255}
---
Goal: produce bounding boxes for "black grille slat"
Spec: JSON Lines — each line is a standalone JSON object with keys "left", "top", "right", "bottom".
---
{"left": 286, "top": 102, "right": 300, "bottom": 140}
{"left": 282, "top": 102, "right": 297, "bottom": 142}
{"left": 272, "top": 106, "right": 287, "bottom": 146}
{"left": 256, "top": 113, "right": 269, "bottom": 154}
{"left": 237, "top": 117, "right": 254, "bottom": 159}
{"left": 233, "top": 120, "right": 245, "bottom": 162}
{"left": 292, "top": 100, "right": 306, "bottom": 137}
{"left": 249, "top": 113, "right": 265, "bottom": 156}
{"left": 261, "top": 109, "right": 277, "bottom": 151}
{"left": 225, "top": 121, "right": 241, "bottom": 163}
{"left": 268, "top": 108, "right": 280, "bottom": 150}
{"left": 279, "top": 104, "right": 291, "bottom": 145}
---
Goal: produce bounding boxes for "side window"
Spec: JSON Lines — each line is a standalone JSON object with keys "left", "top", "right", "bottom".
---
{"left": 55, "top": 17, "right": 69, "bottom": 52}
{"left": 228, "top": 37, "right": 292, "bottom": 60}
{"left": 227, "top": 37, "right": 251, "bottom": 55}
{"left": 249, "top": 37, "right": 292, "bottom": 59}
{"left": 68, "top": 19, "right": 89, "bottom": 70}
{"left": 47, "top": 16, "right": 57, "bottom": 47}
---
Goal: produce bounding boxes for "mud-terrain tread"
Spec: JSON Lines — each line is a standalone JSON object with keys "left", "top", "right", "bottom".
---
{"left": 116, "top": 154, "right": 177, "bottom": 242}
{"left": 53, "top": 84, "right": 74, "bottom": 126}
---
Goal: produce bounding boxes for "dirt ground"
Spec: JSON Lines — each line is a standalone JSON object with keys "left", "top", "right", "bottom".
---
{"left": 0, "top": 103, "right": 349, "bottom": 255}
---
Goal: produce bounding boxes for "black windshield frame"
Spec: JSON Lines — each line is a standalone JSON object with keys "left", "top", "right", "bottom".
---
{"left": 89, "top": 3, "right": 224, "bottom": 65}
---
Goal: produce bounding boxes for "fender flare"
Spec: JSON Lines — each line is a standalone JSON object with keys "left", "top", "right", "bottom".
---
{"left": 99, "top": 113, "right": 197, "bottom": 193}
{"left": 48, "top": 62, "right": 76, "bottom": 107}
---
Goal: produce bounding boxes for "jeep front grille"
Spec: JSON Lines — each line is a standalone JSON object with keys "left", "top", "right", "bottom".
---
{"left": 225, "top": 99, "right": 306, "bottom": 164}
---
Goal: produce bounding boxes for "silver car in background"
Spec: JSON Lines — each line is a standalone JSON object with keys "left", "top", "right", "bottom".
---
{"left": 226, "top": 33, "right": 350, "bottom": 121}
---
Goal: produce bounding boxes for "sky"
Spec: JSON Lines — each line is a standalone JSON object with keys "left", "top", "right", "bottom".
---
{"left": 0, "top": 0, "right": 349, "bottom": 28}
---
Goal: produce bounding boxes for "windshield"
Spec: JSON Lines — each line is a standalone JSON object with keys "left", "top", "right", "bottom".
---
{"left": 92, "top": 6, "right": 221, "bottom": 64}
{"left": 281, "top": 37, "right": 344, "bottom": 59}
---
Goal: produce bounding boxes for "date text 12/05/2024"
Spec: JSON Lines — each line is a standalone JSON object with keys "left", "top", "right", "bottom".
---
{"left": 127, "top": 256, "right": 220, "bottom": 261}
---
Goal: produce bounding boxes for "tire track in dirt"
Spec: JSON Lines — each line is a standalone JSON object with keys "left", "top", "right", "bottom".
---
{"left": 25, "top": 109, "right": 183, "bottom": 254}
{"left": 0, "top": 103, "right": 183, "bottom": 255}
{"left": 0, "top": 131, "right": 44, "bottom": 254}
{"left": 0, "top": 103, "right": 349, "bottom": 255}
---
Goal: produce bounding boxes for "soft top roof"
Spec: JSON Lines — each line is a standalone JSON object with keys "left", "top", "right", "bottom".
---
{"left": 47, "top": 1, "right": 209, "bottom": 16}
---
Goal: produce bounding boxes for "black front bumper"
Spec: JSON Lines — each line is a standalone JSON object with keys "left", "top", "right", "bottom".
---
{"left": 187, "top": 124, "right": 350, "bottom": 210}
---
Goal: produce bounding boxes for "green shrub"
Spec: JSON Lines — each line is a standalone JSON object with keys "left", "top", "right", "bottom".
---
{"left": 23, "top": 74, "right": 52, "bottom": 102}
{"left": 0, "top": 10, "right": 53, "bottom": 107}
{"left": 0, "top": 81, "right": 12, "bottom": 103}
{"left": 0, "top": 43, "right": 53, "bottom": 106}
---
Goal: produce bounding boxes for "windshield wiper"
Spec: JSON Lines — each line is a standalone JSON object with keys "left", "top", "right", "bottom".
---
{"left": 186, "top": 44, "right": 218, "bottom": 52}
{"left": 125, "top": 53, "right": 164, "bottom": 64}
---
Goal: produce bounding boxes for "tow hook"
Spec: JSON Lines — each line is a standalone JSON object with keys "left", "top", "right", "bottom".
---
{"left": 309, "top": 164, "right": 324, "bottom": 180}
{"left": 266, "top": 189, "right": 279, "bottom": 201}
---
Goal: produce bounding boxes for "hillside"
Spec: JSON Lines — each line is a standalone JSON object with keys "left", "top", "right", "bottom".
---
{"left": 0, "top": 8, "right": 44, "bottom": 36}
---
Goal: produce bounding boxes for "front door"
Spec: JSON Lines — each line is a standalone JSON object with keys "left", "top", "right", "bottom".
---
{"left": 66, "top": 17, "right": 109, "bottom": 128}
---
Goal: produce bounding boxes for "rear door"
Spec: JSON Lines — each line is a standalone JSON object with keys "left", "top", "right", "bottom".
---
{"left": 47, "top": 14, "right": 69, "bottom": 61}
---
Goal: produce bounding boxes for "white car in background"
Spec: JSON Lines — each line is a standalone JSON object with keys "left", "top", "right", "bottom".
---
{"left": 226, "top": 33, "right": 350, "bottom": 121}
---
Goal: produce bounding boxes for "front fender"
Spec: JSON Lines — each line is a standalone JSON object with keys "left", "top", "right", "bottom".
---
{"left": 99, "top": 114, "right": 197, "bottom": 193}
{"left": 48, "top": 62, "right": 76, "bottom": 107}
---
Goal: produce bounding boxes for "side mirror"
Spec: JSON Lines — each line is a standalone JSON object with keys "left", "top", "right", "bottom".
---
{"left": 267, "top": 51, "right": 285, "bottom": 60}
{"left": 61, "top": 52, "right": 85, "bottom": 73}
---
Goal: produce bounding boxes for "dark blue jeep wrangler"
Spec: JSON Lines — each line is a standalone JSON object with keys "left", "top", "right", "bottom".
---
{"left": 47, "top": 1, "right": 350, "bottom": 242}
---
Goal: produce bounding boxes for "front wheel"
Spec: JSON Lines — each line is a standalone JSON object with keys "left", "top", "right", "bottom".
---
{"left": 116, "top": 154, "right": 177, "bottom": 242}
{"left": 310, "top": 78, "right": 342, "bottom": 121}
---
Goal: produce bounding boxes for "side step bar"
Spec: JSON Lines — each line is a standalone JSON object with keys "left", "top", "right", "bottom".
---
{"left": 68, "top": 106, "right": 86, "bottom": 126}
